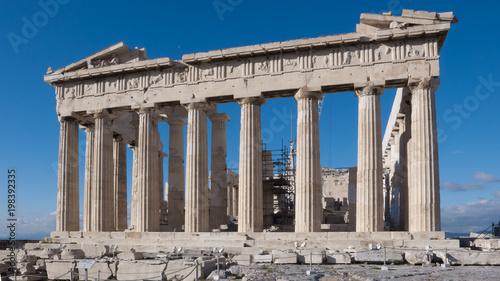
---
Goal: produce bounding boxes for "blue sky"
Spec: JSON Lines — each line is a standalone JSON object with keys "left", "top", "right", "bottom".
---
{"left": 1, "top": 0, "right": 499, "bottom": 239}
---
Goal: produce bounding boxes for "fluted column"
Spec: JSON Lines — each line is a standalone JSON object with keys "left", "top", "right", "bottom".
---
{"left": 91, "top": 111, "right": 115, "bottom": 231}
{"left": 184, "top": 102, "right": 209, "bottom": 232}
{"left": 355, "top": 84, "right": 384, "bottom": 232}
{"left": 128, "top": 143, "right": 138, "bottom": 229}
{"left": 209, "top": 113, "right": 230, "bottom": 229}
{"left": 397, "top": 115, "right": 410, "bottom": 231}
{"left": 113, "top": 135, "right": 127, "bottom": 231}
{"left": 294, "top": 89, "right": 323, "bottom": 232}
{"left": 238, "top": 96, "right": 265, "bottom": 232}
{"left": 227, "top": 183, "right": 233, "bottom": 217}
{"left": 56, "top": 117, "right": 79, "bottom": 232}
{"left": 166, "top": 117, "right": 187, "bottom": 230}
{"left": 233, "top": 185, "right": 239, "bottom": 217}
{"left": 408, "top": 77, "right": 441, "bottom": 231}
{"left": 82, "top": 124, "right": 94, "bottom": 232}
{"left": 136, "top": 108, "right": 160, "bottom": 232}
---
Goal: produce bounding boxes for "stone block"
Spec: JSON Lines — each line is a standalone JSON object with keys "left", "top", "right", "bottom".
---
{"left": 298, "top": 250, "right": 325, "bottom": 264}
{"left": 81, "top": 244, "right": 109, "bottom": 258}
{"left": 39, "top": 248, "right": 59, "bottom": 259}
{"left": 252, "top": 254, "right": 273, "bottom": 263}
{"left": 435, "top": 250, "right": 500, "bottom": 266}
{"left": 77, "top": 260, "right": 117, "bottom": 280}
{"left": 234, "top": 254, "right": 252, "bottom": 265}
{"left": 45, "top": 260, "right": 76, "bottom": 280}
{"left": 411, "top": 231, "right": 445, "bottom": 240}
{"left": 403, "top": 239, "right": 460, "bottom": 249}
{"left": 60, "top": 249, "right": 85, "bottom": 260}
{"left": 404, "top": 250, "right": 433, "bottom": 265}
{"left": 271, "top": 250, "right": 297, "bottom": 264}
{"left": 116, "top": 260, "right": 167, "bottom": 281}
{"left": 354, "top": 249, "right": 404, "bottom": 264}
{"left": 165, "top": 259, "right": 202, "bottom": 281}
{"left": 326, "top": 252, "right": 351, "bottom": 264}
{"left": 117, "top": 250, "right": 143, "bottom": 260}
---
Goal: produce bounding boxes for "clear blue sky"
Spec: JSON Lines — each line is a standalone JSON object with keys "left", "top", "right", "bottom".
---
{"left": 1, "top": 0, "right": 499, "bottom": 239}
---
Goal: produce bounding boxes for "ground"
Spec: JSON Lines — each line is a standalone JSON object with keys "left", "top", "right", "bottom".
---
{"left": 220, "top": 264, "right": 500, "bottom": 281}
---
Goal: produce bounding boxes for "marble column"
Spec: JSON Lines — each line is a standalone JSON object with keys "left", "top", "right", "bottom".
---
{"left": 355, "top": 84, "right": 384, "bottom": 232}
{"left": 227, "top": 183, "right": 233, "bottom": 217}
{"left": 184, "top": 102, "right": 209, "bottom": 232}
{"left": 294, "top": 89, "right": 323, "bottom": 232}
{"left": 56, "top": 117, "right": 79, "bottom": 232}
{"left": 113, "top": 135, "right": 127, "bottom": 231}
{"left": 397, "top": 115, "right": 410, "bottom": 231}
{"left": 82, "top": 124, "right": 94, "bottom": 232}
{"left": 136, "top": 108, "right": 160, "bottom": 232}
{"left": 238, "top": 96, "right": 265, "bottom": 232}
{"left": 91, "top": 111, "right": 115, "bottom": 231}
{"left": 408, "top": 77, "right": 441, "bottom": 232}
{"left": 128, "top": 143, "right": 138, "bottom": 229}
{"left": 232, "top": 185, "right": 239, "bottom": 217}
{"left": 209, "top": 113, "right": 230, "bottom": 229}
{"left": 166, "top": 117, "right": 187, "bottom": 230}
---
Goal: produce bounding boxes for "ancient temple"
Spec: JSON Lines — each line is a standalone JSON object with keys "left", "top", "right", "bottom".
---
{"left": 44, "top": 9, "right": 457, "bottom": 234}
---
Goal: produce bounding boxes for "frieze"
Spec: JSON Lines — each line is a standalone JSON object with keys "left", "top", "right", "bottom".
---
{"left": 52, "top": 38, "right": 442, "bottom": 101}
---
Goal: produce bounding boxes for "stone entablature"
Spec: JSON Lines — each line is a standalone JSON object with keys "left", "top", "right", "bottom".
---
{"left": 45, "top": 10, "right": 456, "bottom": 118}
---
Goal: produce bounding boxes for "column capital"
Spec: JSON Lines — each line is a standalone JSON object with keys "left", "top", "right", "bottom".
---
{"left": 113, "top": 134, "right": 124, "bottom": 143}
{"left": 408, "top": 76, "right": 440, "bottom": 92}
{"left": 183, "top": 101, "right": 209, "bottom": 111}
{"left": 237, "top": 96, "right": 266, "bottom": 106}
{"left": 294, "top": 88, "right": 323, "bottom": 102}
{"left": 59, "top": 115, "right": 80, "bottom": 124}
{"left": 135, "top": 107, "right": 160, "bottom": 117}
{"left": 209, "top": 113, "right": 231, "bottom": 123}
{"left": 355, "top": 83, "right": 384, "bottom": 97}
{"left": 89, "top": 109, "right": 120, "bottom": 120}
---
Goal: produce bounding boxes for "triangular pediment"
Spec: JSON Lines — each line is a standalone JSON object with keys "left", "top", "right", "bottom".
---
{"left": 50, "top": 42, "right": 148, "bottom": 75}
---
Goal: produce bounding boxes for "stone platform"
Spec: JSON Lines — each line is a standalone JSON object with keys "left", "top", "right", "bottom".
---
{"left": 38, "top": 231, "right": 460, "bottom": 255}
{"left": 5, "top": 231, "right": 499, "bottom": 280}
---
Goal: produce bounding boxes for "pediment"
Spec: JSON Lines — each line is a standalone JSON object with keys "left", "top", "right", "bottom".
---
{"left": 49, "top": 42, "right": 148, "bottom": 75}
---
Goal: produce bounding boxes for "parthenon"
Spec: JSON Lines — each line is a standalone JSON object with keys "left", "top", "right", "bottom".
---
{"left": 44, "top": 9, "right": 457, "bottom": 235}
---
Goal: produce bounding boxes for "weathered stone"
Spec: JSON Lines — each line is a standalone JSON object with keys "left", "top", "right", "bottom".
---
{"left": 117, "top": 250, "right": 144, "bottom": 260}
{"left": 404, "top": 250, "right": 433, "bottom": 265}
{"left": 354, "top": 250, "right": 404, "bottom": 264}
{"left": 272, "top": 250, "right": 298, "bottom": 264}
{"left": 298, "top": 250, "right": 325, "bottom": 264}
{"left": 45, "top": 261, "right": 76, "bottom": 280}
{"left": 39, "top": 248, "right": 59, "bottom": 259}
{"left": 326, "top": 252, "right": 351, "bottom": 264}
{"left": 80, "top": 244, "right": 108, "bottom": 258}
{"left": 60, "top": 249, "right": 85, "bottom": 260}
{"left": 234, "top": 254, "right": 253, "bottom": 265}
{"left": 435, "top": 250, "right": 500, "bottom": 266}
{"left": 116, "top": 260, "right": 167, "bottom": 281}
{"left": 252, "top": 254, "right": 273, "bottom": 263}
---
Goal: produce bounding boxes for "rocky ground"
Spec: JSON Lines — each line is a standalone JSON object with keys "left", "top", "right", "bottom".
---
{"left": 214, "top": 264, "right": 500, "bottom": 281}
